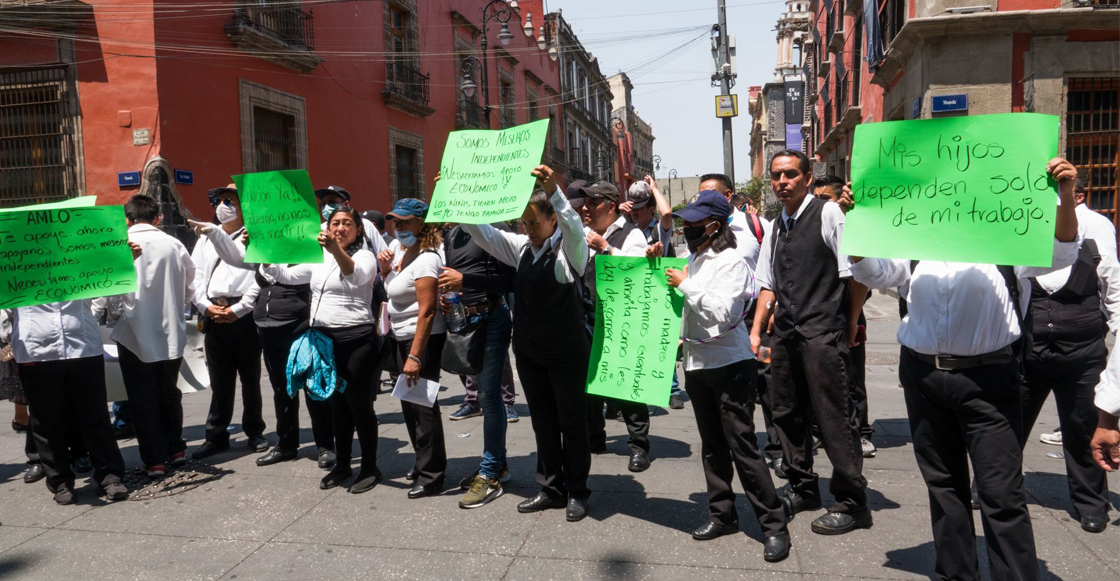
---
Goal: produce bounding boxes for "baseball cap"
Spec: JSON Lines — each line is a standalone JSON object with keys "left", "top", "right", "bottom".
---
{"left": 387, "top": 198, "right": 429, "bottom": 220}
{"left": 627, "top": 181, "right": 653, "bottom": 209}
{"left": 672, "top": 190, "right": 732, "bottom": 223}
{"left": 362, "top": 210, "right": 386, "bottom": 232}
{"left": 565, "top": 179, "right": 592, "bottom": 201}
{"left": 314, "top": 185, "right": 351, "bottom": 202}
{"left": 583, "top": 181, "right": 620, "bottom": 204}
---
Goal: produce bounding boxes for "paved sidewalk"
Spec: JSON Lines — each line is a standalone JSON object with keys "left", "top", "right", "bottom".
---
{"left": 0, "top": 293, "right": 1117, "bottom": 580}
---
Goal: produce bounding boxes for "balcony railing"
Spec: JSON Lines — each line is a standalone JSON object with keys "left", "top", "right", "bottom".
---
{"left": 456, "top": 100, "right": 487, "bottom": 129}
{"left": 235, "top": 4, "right": 314, "bottom": 50}
{"left": 385, "top": 61, "right": 430, "bottom": 107}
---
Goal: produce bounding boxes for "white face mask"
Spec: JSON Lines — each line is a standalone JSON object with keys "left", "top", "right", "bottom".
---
{"left": 215, "top": 203, "right": 238, "bottom": 224}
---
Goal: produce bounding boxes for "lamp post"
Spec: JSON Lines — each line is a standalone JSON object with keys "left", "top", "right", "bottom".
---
{"left": 652, "top": 154, "right": 661, "bottom": 178}
{"left": 458, "top": 1, "right": 514, "bottom": 126}
{"left": 668, "top": 168, "right": 678, "bottom": 207}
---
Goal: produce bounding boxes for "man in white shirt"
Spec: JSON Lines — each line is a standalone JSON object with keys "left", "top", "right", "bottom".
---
{"left": 113, "top": 195, "right": 196, "bottom": 477}
{"left": 191, "top": 185, "right": 265, "bottom": 459}
{"left": 1092, "top": 345, "right": 1120, "bottom": 472}
{"left": 849, "top": 157, "right": 1082, "bottom": 581}
{"left": 316, "top": 185, "right": 388, "bottom": 255}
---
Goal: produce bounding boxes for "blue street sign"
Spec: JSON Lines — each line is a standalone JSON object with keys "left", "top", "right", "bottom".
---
{"left": 911, "top": 97, "right": 921, "bottom": 119}
{"left": 931, "top": 94, "right": 968, "bottom": 113}
{"left": 118, "top": 171, "right": 141, "bottom": 187}
{"left": 174, "top": 169, "right": 194, "bottom": 185}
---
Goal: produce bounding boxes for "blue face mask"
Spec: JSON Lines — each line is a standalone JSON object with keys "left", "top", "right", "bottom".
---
{"left": 396, "top": 230, "right": 418, "bottom": 248}
{"left": 321, "top": 203, "right": 340, "bottom": 221}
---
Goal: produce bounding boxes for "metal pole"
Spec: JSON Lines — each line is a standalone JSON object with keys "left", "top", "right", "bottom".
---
{"left": 480, "top": 36, "right": 491, "bottom": 125}
{"left": 717, "top": 0, "right": 735, "bottom": 183}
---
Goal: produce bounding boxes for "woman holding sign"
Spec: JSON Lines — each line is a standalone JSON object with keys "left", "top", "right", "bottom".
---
{"left": 649, "top": 191, "right": 790, "bottom": 562}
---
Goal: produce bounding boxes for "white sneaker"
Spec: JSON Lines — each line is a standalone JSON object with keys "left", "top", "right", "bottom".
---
{"left": 1039, "top": 430, "right": 1062, "bottom": 446}
{"left": 860, "top": 437, "right": 877, "bottom": 458}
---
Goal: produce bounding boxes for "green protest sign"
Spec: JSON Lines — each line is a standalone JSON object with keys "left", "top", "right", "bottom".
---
{"left": 233, "top": 170, "right": 323, "bottom": 264}
{"left": 0, "top": 195, "right": 97, "bottom": 212}
{"left": 586, "top": 255, "right": 687, "bottom": 407}
{"left": 0, "top": 205, "right": 137, "bottom": 309}
{"left": 840, "top": 113, "right": 1060, "bottom": 266}
{"left": 427, "top": 118, "right": 550, "bottom": 224}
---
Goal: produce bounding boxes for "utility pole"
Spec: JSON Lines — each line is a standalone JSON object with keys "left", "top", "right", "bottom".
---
{"left": 715, "top": 0, "right": 735, "bottom": 183}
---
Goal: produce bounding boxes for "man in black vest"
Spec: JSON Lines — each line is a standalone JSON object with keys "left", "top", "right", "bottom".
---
{"left": 750, "top": 150, "right": 871, "bottom": 535}
{"left": 573, "top": 181, "right": 655, "bottom": 472}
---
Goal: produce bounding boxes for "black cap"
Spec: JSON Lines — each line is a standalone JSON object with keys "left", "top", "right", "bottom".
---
{"left": 584, "top": 181, "right": 620, "bottom": 204}
{"left": 314, "top": 185, "right": 351, "bottom": 202}
{"left": 362, "top": 210, "right": 385, "bottom": 232}
{"left": 207, "top": 186, "right": 236, "bottom": 205}
{"left": 565, "top": 179, "right": 592, "bottom": 201}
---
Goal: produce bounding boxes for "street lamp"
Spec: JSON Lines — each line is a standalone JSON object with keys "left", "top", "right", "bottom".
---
{"left": 652, "top": 154, "right": 661, "bottom": 177}
{"left": 459, "top": 1, "right": 515, "bottom": 126}
{"left": 668, "top": 168, "right": 678, "bottom": 205}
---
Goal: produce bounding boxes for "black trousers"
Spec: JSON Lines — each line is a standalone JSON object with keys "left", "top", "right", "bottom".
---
{"left": 587, "top": 395, "right": 650, "bottom": 454}
{"left": 515, "top": 346, "right": 592, "bottom": 500}
{"left": 900, "top": 348, "right": 1039, "bottom": 581}
{"left": 25, "top": 412, "right": 86, "bottom": 466}
{"left": 116, "top": 343, "right": 185, "bottom": 467}
{"left": 395, "top": 334, "right": 448, "bottom": 487}
{"left": 18, "top": 356, "right": 125, "bottom": 491}
{"left": 1022, "top": 362, "right": 1110, "bottom": 520}
{"left": 769, "top": 330, "right": 867, "bottom": 512}
{"left": 685, "top": 359, "right": 787, "bottom": 537}
{"left": 327, "top": 329, "right": 381, "bottom": 476}
{"left": 203, "top": 315, "right": 264, "bottom": 445}
{"left": 849, "top": 311, "right": 873, "bottom": 438}
{"left": 754, "top": 329, "right": 783, "bottom": 460}
{"left": 259, "top": 323, "right": 334, "bottom": 452}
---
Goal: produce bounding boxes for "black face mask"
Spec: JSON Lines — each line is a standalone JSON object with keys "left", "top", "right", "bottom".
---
{"left": 683, "top": 224, "right": 712, "bottom": 253}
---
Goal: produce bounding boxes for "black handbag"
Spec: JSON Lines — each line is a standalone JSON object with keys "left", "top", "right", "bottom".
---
{"left": 441, "top": 315, "right": 487, "bottom": 375}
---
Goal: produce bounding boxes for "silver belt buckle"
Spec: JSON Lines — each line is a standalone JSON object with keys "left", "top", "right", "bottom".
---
{"left": 933, "top": 355, "right": 952, "bottom": 371}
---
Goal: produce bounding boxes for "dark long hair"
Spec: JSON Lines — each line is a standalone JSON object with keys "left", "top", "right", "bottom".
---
{"left": 708, "top": 217, "right": 737, "bottom": 253}
{"left": 326, "top": 206, "right": 366, "bottom": 256}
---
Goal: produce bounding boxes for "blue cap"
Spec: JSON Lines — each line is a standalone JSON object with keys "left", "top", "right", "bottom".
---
{"left": 387, "top": 198, "right": 429, "bottom": 220}
{"left": 672, "top": 190, "right": 732, "bottom": 223}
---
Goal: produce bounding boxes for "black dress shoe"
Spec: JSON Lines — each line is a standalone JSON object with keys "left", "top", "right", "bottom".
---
{"left": 53, "top": 483, "right": 76, "bottom": 505}
{"left": 247, "top": 435, "right": 270, "bottom": 453}
{"left": 72, "top": 456, "right": 92, "bottom": 474}
{"left": 320, "top": 467, "right": 353, "bottom": 490}
{"left": 12, "top": 421, "right": 29, "bottom": 434}
{"left": 317, "top": 448, "right": 336, "bottom": 471}
{"left": 407, "top": 478, "right": 444, "bottom": 499}
{"left": 405, "top": 467, "right": 419, "bottom": 481}
{"left": 256, "top": 448, "right": 297, "bottom": 467}
{"left": 517, "top": 491, "right": 566, "bottom": 513}
{"left": 350, "top": 470, "right": 383, "bottom": 494}
{"left": 1081, "top": 515, "right": 1108, "bottom": 533}
{"left": 781, "top": 491, "right": 822, "bottom": 519}
{"left": 811, "top": 509, "right": 873, "bottom": 535}
{"left": 763, "top": 534, "right": 791, "bottom": 562}
{"left": 628, "top": 450, "right": 651, "bottom": 473}
{"left": 691, "top": 521, "right": 739, "bottom": 541}
{"left": 566, "top": 497, "right": 588, "bottom": 522}
{"left": 23, "top": 464, "right": 45, "bottom": 484}
{"left": 770, "top": 457, "right": 788, "bottom": 480}
{"left": 192, "top": 441, "right": 230, "bottom": 460}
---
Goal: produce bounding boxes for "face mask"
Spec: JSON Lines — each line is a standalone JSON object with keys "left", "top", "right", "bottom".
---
{"left": 215, "top": 203, "right": 238, "bottom": 224}
{"left": 683, "top": 224, "right": 713, "bottom": 253}
{"left": 321, "top": 203, "right": 340, "bottom": 221}
{"left": 396, "top": 230, "right": 418, "bottom": 248}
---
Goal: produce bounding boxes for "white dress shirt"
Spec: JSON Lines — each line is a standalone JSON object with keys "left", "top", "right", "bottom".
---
{"left": 850, "top": 237, "right": 1080, "bottom": 356}
{"left": 587, "top": 216, "right": 648, "bottom": 258}
{"left": 678, "top": 246, "right": 755, "bottom": 371}
{"left": 111, "top": 224, "right": 196, "bottom": 362}
{"left": 462, "top": 188, "right": 589, "bottom": 283}
{"left": 1034, "top": 203, "right": 1120, "bottom": 332}
{"left": 11, "top": 300, "right": 103, "bottom": 363}
{"left": 1094, "top": 344, "right": 1120, "bottom": 416}
{"left": 639, "top": 217, "right": 673, "bottom": 253}
{"left": 191, "top": 226, "right": 258, "bottom": 318}
{"left": 756, "top": 194, "right": 850, "bottom": 292}
{"left": 261, "top": 249, "right": 378, "bottom": 329}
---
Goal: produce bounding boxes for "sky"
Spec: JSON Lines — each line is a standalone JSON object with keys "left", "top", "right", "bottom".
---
{"left": 548, "top": 0, "right": 787, "bottom": 181}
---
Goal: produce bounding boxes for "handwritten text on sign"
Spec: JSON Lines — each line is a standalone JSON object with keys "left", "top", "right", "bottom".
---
{"left": 0, "top": 205, "right": 137, "bottom": 309}
{"left": 233, "top": 170, "right": 323, "bottom": 264}
{"left": 427, "top": 119, "right": 550, "bottom": 224}
{"left": 586, "top": 256, "right": 686, "bottom": 407}
{"left": 840, "top": 113, "right": 1060, "bottom": 267}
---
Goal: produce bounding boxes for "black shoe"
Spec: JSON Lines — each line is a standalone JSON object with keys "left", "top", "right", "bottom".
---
{"left": 72, "top": 456, "right": 92, "bottom": 474}
{"left": 256, "top": 448, "right": 297, "bottom": 467}
{"left": 53, "top": 483, "right": 76, "bottom": 505}
{"left": 769, "top": 457, "right": 788, "bottom": 479}
{"left": 811, "top": 509, "right": 873, "bottom": 535}
{"left": 668, "top": 393, "right": 685, "bottom": 410}
{"left": 691, "top": 521, "right": 739, "bottom": 541}
{"left": 317, "top": 448, "right": 336, "bottom": 471}
{"left": 1081, "top": 515, "right": 1108, "bottom": 533}
{"left": 191, "top": 441, "right": 229, "bottom": 460}
{"left": 113, "top": 425, "right": 135, "bottom": 440}
{"left": 407, "top": 478, "right": 444, "bottom": 499}
{"left": 566, "top": 497, "right": 588, "bottom": 522}
{"left": 350, "top": 470, "right": 383, "bottom": 494}
{"left": 23, "top": 464, "right": 45, "bottom": 484}
{"left": 517, "top": 491, "right": 566, "bottom": 513}
{"left": 763, "top": 534, "right": 791, "bottom": 562}
{"left": 781, "top": 491, "right": 822, "bottom": 519}
{"left": 247, "top": 435, "right": 270, "bottom": 453}
{"left": 12, "top": 421, "right": 29, "bottom": 434}
{"left": 320, "top": 467, "right": 353, "bottom": 490}
{"left": 405, "top": 467, "right": 419, "bottom": 481}
{"left": 99, "top": 481, "right": 129, "bottom": 502}
{"left": 628, "top": 450, "right": 651, "bottom": 473}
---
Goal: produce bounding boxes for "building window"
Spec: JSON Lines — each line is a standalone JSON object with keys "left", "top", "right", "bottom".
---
{"left": 0, "top": 67, "right": 80, "bottom": 207}
{"left": 395, "top": 145, "right": 419, "bottom": 201}
{"left": 387, "top": 127, "right": 424, "bottom": 204}
{"left": 499, "top": 76, "right": 515, "bottom": 129}
{"left": 852, "top": 20, "right": 862, "bottom": 108}
{"left": 252, "top": 106, "right": 297, "bottom": 171}
{"left": 527, "top": 91, "right": 540, "bottom": 121}
{"left": 239, "top": 79, "right": 307, "bottom": 173}
{"left": 879, "top": 0, "right": 905, "bottom": 49}
{"left": 1067, "top": 77, "right": 1119, "bottom": 226}
{"left": 382, "top": 0, "right": 430, "bottom": 111}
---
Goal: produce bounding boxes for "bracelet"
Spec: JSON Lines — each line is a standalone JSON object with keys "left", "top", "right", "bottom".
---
{"left": 407, "top": 354, "right": 422, "bottom": 364}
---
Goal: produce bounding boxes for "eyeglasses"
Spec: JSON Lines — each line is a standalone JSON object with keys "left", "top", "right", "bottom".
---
{"left": 212, "top": 199, "right": 234, "bottom": 208}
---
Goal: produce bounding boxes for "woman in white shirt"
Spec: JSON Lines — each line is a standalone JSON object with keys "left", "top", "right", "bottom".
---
{"left": 380, "top": 198, "right": 449, "bottom": 499}
{"left": 650, "top": 191, "right": 790, "bottom": 562}
{"left": 260, "top": 207, "right": 382, "bottom": 494}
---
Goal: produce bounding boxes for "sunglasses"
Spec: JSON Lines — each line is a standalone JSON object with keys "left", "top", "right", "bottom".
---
{"left": 211, "top": 199, "right": 234, "bottom": 208}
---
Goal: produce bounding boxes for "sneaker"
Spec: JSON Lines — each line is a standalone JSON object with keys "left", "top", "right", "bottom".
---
{"left": 459, "top": 465, "right": 511, "bottom": 490}
{"left": 505, "top": 404, "right": 520, "bottom": 423}
{"left": 459, "top": 474, "right": 504, "bottom": 509}
{"left": 1039, "top": 429, "right": 1062, "bottom": 446}
{"left": 53, "top": 483, "right": 76, "bottom": 505}
{"left": 100, "top": 481, "right": 129, "bottom": 502}
{"left": 449, "top": 403, "right": 481, "bottom": 421}
{"left": 668, "top": 393, "right": 685, "bottom": 410}
{"left": 145, "top": 464, "right": 166, "bottom": 478}
{"left": 168, "top": 452, "right": 187, "bottom": 468}
{"left": 861, "top": 437, "right": 877, "bottom": 458}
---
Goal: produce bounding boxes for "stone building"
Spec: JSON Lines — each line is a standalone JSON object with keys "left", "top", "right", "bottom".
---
{"left": 607, "top": 72, "right": 657, "bottom": 189}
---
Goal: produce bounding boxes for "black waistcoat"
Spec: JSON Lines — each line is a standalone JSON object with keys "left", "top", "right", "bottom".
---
{"left": 1028, "top": 240, "right": 1108, "bottom": 369}
{"left": 771, "top": 196, "right": 848, "bottom": 340}
{"left": 583, "top": 219, "right": 640, "bottom": 304}
{"left": 253, "top": 271, "right": 311, "bottom": 331}
{"left": 513, "top": 237, "right": 590, "bottom": 359}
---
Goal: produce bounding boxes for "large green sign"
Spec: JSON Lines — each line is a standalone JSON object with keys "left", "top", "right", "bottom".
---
{"left": 427, "top": 119, "right": 550, "bottom": 224}
{"left": 0, "top": 205, "right": 137, "bottom": 308}
{"left": 0, "top": 196, "right": 97, "bottom": 213}
{"left": 586, "top": 256, "right": 686, "bottom": 407}
{"left": 839, "top": 113, "right": 1060, "bottom": 266}
{"left": 233, "top": 170, "right": 323, "bottom": 264}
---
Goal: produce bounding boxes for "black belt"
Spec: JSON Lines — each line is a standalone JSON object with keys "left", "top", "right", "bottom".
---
{"left": 209, "top": 296, "right": 242, "bottom": 307}
{"left": 463, "top": 295, "right": 506, "bottom": 316}
{"left": 905, "top": 346, "right": 1013, "bottom": 371}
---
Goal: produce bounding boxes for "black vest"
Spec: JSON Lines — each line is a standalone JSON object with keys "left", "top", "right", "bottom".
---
{"left": 770, "top": 196, "right": 848, "bottom": 339}
{"left": 252, "top": 271, "right": 311, "bottom": 331}
{"left": 513, "top": 236, "right": 591, "bottom": 360}
{"left": 1027, "top": 240, "right": 1108, "bottom": 370}
{"left": 641, "top": 220, "right": 675, "bottom": 258}
{"left": 582, "top": 219, "right": 640, "bottom": 303}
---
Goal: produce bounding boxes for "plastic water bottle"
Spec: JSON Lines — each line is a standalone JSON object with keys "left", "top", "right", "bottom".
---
{"left": 443, "top": 291, "right": 466, "bottom": 332}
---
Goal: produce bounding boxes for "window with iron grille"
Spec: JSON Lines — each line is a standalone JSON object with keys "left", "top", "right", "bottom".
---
{"left": 499, "top": 77, "right": 515, "bottom": 129}
{"left": 1066, "top": 77, "right": 1119, "bottom": 228}
{"left": 852, "top": 19, "right": 862, "bottom": 108}
{"left": 252, "top": 106, "right": 297, "bottom": 171}
{"left": 0, "top": 67, "right": 79, "bottom": 207}
{"left": 395, "top": 145, "right": 419, "bottom": 202}
{"left": 879, "top": 0, "right": 905, "bottom": 50}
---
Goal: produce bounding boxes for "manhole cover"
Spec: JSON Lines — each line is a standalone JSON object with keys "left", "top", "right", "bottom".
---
{"left": 123, "top": 461, "right": 226, "bottom": 501}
